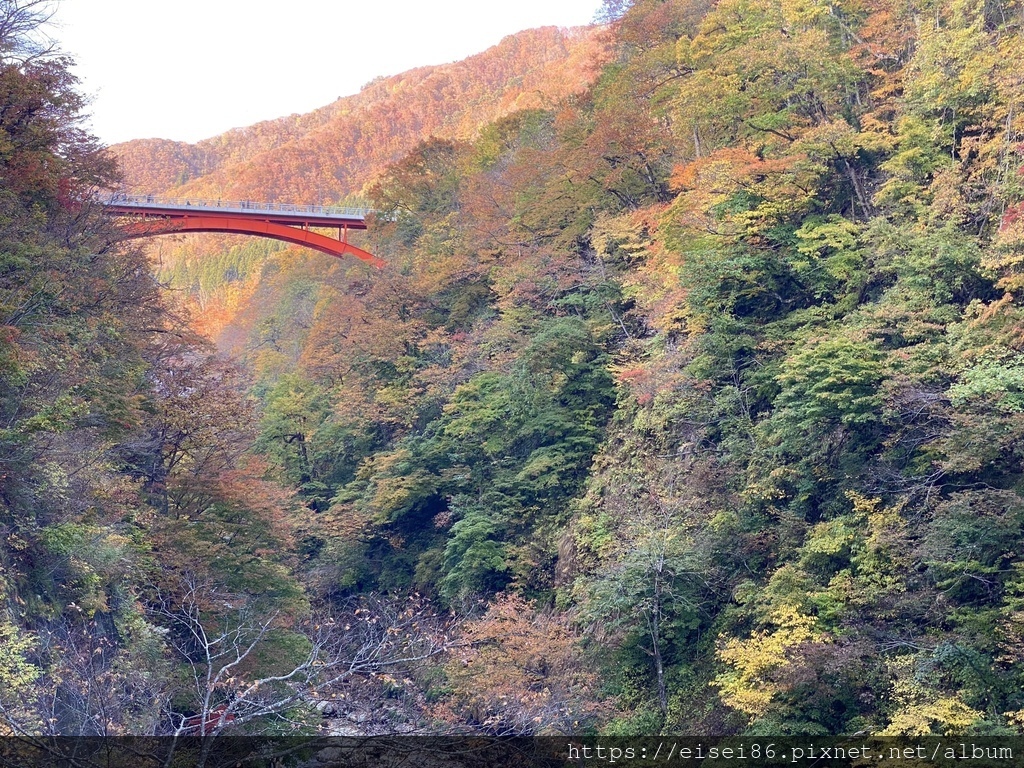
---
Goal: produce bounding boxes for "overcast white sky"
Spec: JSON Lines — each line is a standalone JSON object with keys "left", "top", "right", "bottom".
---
{"left": 49, "top": 0, "right": 603, "bottom": 147}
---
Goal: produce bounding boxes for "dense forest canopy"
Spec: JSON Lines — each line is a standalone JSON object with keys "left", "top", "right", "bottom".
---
{"left": 4, "top": 0, "right": 1024, "bottom": 746}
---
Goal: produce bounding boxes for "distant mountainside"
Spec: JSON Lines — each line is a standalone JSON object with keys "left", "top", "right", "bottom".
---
{"left": 112, "top": 26, "right": 609, "bottom": 202}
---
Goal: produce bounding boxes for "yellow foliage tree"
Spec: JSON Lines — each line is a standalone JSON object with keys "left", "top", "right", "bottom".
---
{"left": 713, "top": 606, "right": 827, "bottom": 718}
{"left": 881, "top": 657, "right": 982, "bottom": 735}
{"left": 0, "top": 620, "right": 41, "bottom": 735}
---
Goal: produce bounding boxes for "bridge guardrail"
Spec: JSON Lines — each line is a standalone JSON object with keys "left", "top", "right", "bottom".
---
{"left": 100, "top": 192, "right": 372, "bottom": 220}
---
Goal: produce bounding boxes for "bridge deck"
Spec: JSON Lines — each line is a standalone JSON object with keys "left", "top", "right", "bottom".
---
{"left": 101, "top": 194, "right": 369, "bottom": 229}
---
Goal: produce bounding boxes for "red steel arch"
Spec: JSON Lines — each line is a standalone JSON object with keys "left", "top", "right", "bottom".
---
{"left": 119, "top": 216, "right": 386, "bottom": 268}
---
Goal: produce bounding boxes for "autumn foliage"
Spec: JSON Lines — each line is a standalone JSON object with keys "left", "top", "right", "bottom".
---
{"left": 8, "top": 0, "right": 1024, "bottom": 743}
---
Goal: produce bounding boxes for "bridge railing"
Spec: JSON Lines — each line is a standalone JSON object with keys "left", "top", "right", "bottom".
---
{"left": 100, "top": 192, "right": 371, "bottom": 220}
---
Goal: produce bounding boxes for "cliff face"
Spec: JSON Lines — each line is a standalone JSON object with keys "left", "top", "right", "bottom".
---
{"left": 112, "top": 25, "right": 610, "bottom": 202}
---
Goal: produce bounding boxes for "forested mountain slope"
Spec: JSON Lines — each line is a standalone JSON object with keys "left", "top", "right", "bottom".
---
{"left": 169, "top": 0, "right": 1024, "bottom": 737}
{"left": 112, "top": 25, "right": 609, "bottom": 203}
{"left": 7, "top": 0, "right": 1024, "bottom": 745}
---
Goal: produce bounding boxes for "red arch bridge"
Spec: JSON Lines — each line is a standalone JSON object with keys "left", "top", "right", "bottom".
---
{"left": 101, "top": 193, "right": 385, "bottom": 267}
